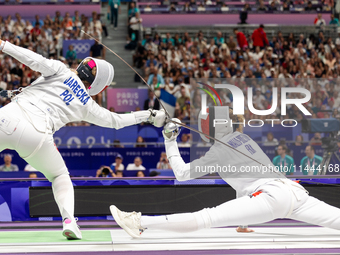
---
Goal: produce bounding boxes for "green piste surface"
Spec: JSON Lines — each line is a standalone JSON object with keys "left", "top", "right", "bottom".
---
{"left": 0, "top": 230, "right": 112, "bottom": 244}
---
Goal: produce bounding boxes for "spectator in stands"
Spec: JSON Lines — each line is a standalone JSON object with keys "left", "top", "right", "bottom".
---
{"left": 251, "top": 24, "right": 269, "bottom": 49}
{"left": 129, "top": 12, "right": 142, "bottom": 42}
{"left": 295, "top": 135, "right": 304, "bottom": 146}
{"left": 333, "top": 108, "right": 340, "bottom": 118}
{"left": 178, "top": 133, "right": 192, "bottom": 147}
{"left": 128, "top": 2, "right": 140, "bottom": 19}
{"left": 126, "top": 157, "right": 146, "bottom": 177}
{"left": 282, "top": 1, "right": 290, "bottom": 11}
{"left": 252, "top": 88, "right": 265, "bottom": 109}
{"left": 90, "top": 39, "right": 105, "bottom": 59}
{"left": 221, "top": 3, "right": 229, "bottom": 11}
{"left": 65, "top": 45, "right": 77, "bottom": 67}
{"left": 147, "top": 67, "right": 165, "bottom": 85}
{"left": 0, "top": 154, "right": 19, "bottom": 172}
{"left": 243, "top": 3, "right": 252, "bottom": 11}
{"left": 96, "top": 166, "right": 116, "bottom": 177}
{"left": 272, "top": 145, "right": 295, "bottom": 175}
{"left": 91, "top": 12, "right": 104, "bottom": 41}
{"left": 156, "top": 152, "right": 171, "bottom": 169}
{"left": 149, "top": 171, "right": 160, "bottom": 177}
{"left": 144, "top": 90, "right": 160, "bottom": 110}
{"left": 29, "top": 173, "right": 38, "bottom": 178}
{"left": 135, "top": 136, "right": 147, "bottom": 148}
{"left": 189, "top": 0, "right": 197, "bottom": 10}
{"left": 30, "top": 22, "right": 41, "bottom": 42}
{"left": 310, "top": 132, "right": 322, "bottom": 146}
{"left": 257, "top": 0, "right": 268, "bottom": 11}
{"left": 0, "top": 76, "right": 7, "bottom": 92}
{"left": 176, "top": 86, "right": 188, "bottom": 110}
{"left": 24, "top": 164, "right": 38, "bottom": 172}
{"left": 304, "top": 1, "right": 314, "bottom": 11}
{"left": 300, "top": 145, "right": 323, "bottom": 175}
{"left": 150, "top": 76, "right": 164, "bottom": 97}
{"left": 197, "top": 4, "right": 206, "bottom": 12}
{"left": 214, "top": 31, "right": 224, "bottom": 47}
{"left": 233, "top": 28, "right": 248, "bottom": 50}
{"left": 112, "top": 139, "right": 124, "bottom": 148}
{"left": 268, "top": 1, "right": 278, "bottom": 11}
{"left": 227, "top": 36, "right": 237, "bottom": 52}
{"left": 110, "top": 154, "right": 125, "bottom": 176}
{"left": 63, "top": 12, "right": 74, "bottom": 32}
{"left": 169, "top": 3, "right": 179, "bottom": 12}
{"left": 32, "top": 15, "right": 44, "bottom": 27}
{"left": 215, "top": 0, "right": 223, "bottom": 8}
{"left": 263, "top": 132, "right": 279, "bottom": 146}
{"left": 137, "top": 171, "right": 145, "bottom": 177}
{"left": 109, "top": 0, "right": 121, "bottom": 30}
{"left": 329, "top": 14, "right": 339, "bottom": 26}
{"left": 314, "top": 13, "right": 326, "bottom": 26}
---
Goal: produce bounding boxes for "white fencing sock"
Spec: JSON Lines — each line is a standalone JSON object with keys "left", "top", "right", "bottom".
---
{"left": 51, "top": 174, "right": 75, "bottom": 220}
{"left": 140, "top": 209, "right": 211, "bottom": 233}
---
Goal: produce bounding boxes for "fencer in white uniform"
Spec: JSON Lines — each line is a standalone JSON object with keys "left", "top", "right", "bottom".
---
{"left": 111, "top": 106, "right": 340, "bottom": 238}
{"left": 0, "top": 40, "right": 166, "bottom": 240}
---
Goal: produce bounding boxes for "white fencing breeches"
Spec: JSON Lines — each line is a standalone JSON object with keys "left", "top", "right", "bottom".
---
{"left": 0, "top": 102, "right": 68, "bottom": 180}
{"left": 0, "top": 102, "right": 74, "bottom": 220}
{"left": 141, "top": 180, "right": 340, "bottom": 232}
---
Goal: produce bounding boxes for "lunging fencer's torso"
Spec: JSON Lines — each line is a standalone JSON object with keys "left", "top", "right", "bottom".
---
{"left": 15, "top": 70, "right": 93, "bottom": 133}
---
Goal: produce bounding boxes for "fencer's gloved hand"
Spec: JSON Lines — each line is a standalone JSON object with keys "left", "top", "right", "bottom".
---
{"left": 147, "top": 109, "right": 167, "bottom": 128}
{"left": 162, "top": 118, "right": 182, "bottom": 141}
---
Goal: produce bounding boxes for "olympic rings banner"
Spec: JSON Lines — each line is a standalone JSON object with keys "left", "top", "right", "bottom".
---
{"left": 63, "top": 39, "right": 94, "bottom": 60}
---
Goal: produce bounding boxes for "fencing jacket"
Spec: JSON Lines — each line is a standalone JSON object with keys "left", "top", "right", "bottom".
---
{"left": 165, "top": 131, "right": 305, "bottom": 198}
{"left": 2, "top": 42, "right": 142, "bottom": 133}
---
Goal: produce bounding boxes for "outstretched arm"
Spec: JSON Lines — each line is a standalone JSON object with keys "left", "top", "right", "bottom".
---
{"left": 0, "top": 40, "right": 67, "bottom": 77}
{"left": 165, "top": 139, "right": 219, "bottom": 181}
{"left": 163, "top": 119, "right": 218, "bottom": 181}
{"left": 84, "top": 100, "right": 166, "bottom": 129}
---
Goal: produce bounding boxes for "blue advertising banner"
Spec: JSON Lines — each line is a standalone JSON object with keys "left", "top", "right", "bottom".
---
{"left": 0, "top": 148, "right": 191, "bottom": 173}
{"left": 53, "top": 124, "right": 309, "bottom": 149}
{"left": 2, "top": 145, "right": 336, "bottom": 174}
{"left": 62, "top": 39, "right": 94, "bottom": 60}
{"left": 53, "top": 125, "right": 165, "bottom": 148}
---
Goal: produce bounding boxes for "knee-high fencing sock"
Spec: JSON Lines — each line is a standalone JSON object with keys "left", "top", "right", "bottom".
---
{"left": 51, "top": 173, "right": 75, "bottom": 220}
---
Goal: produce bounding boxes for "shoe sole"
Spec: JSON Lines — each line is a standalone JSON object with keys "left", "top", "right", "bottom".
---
{"left": 110, "top": 205, "right": 141, "bottom": 238}
{"left": 62, "top": 229, "right": 82, "bottom": 240}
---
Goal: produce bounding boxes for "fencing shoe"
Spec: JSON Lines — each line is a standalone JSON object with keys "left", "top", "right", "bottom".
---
{"left": 62, "top": 217, "right": 82, "bottom": 240}
{"left": 110, "top": 205, "right": 145, "bottom": 238}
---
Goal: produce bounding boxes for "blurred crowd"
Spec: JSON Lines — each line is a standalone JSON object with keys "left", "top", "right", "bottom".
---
{"left": 130, "top": 15, "right": 340, "bottom": 123}
{"left": 140, "top": 0, "right": 335, "bottom": 13}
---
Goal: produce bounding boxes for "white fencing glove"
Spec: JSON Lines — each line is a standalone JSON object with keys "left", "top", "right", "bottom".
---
{"left": 147, "top": 109, "right": 167, "bottom": 127}
{"left": 133, "top": 109, "right": 166, "bottom": 127}
{"left": 162, "top": 118, "right": 182, "bottom": 141}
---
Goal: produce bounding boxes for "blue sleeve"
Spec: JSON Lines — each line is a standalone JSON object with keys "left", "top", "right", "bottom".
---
{"left": 147, "top": 74, "right": 153, "bottom": 85}
{"left": 159, "top": 75, "right": 165, "bottom": 84}
{"left": 272, "top": 156, "right": 278, "bottom": 166}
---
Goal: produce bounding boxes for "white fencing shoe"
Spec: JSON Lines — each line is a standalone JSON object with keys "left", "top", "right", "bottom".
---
{"left": 62, "top": 217, "right": 82, "bottom": 240}
{"left": 110, "top": 205, "right": 145, "bottom": 238}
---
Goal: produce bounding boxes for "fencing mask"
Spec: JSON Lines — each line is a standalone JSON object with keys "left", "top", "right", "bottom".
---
{"left": 76, "top": 57, "right": 114, "bottom": 96}
{"left": 198, "top": 106, "right": 234, "bottom": 143}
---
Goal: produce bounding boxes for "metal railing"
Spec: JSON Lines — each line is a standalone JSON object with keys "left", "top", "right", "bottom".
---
{"left": 152, "top": 25, "right": 339, "bottom": 42}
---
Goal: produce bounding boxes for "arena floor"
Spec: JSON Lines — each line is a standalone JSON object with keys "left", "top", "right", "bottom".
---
{"left": 2, "top": 220, "right": 340, "bottom": 254}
